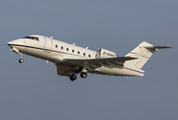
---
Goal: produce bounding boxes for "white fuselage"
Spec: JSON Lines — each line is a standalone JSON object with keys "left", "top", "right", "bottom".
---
{"left": 8, "top": 35, "right": 144, "bottom": 77}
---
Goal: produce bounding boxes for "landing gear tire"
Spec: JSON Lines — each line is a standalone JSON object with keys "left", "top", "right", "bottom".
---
{"left": 19, "top": 58, "right": 24, "bottom": 63}
{"left": 19, "top": 53, "right": 24, "bottom": 63}
{"left": 80, "top": 72, "right": 87, "bottom": 78}
{"left": 70, "top": 74, "right": 77, "bottom": 81}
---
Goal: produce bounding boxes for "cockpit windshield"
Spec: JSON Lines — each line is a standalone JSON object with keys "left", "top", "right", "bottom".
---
{"left": 23, "top": 36, "right": 39, "bottom": 41}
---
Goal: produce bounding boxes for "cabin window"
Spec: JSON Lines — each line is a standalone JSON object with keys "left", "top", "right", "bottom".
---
{"left": 23, "top": 36, "right": 39, "bottom": 41}
{"left": 72, "top": 50, "right": 74, "bottom": 53}
{"left": 55, "top": 45, "right": 58, "bottom": 48}
{"left": 61, "top": 46, "right": 63, "bottom": 50}
{"left": 66, "top": 48, "right": 69, "bottom": 51}
{"left": 83, "top": 53, "right": 85, "bottom": 56}
{"left": 78, "top": 51, "right": 80, "bottom": 54}
{"left": 89, "top": 54, "right": 91, "bottom": 58}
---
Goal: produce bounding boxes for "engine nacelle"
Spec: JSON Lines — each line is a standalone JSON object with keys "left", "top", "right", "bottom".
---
{"left": 96, "top": 48, "right": 117, "bottom": 58}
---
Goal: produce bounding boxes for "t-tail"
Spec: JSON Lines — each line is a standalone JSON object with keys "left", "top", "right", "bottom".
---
{"left": 125, "top": 42, "right": 172, "bottom": 69}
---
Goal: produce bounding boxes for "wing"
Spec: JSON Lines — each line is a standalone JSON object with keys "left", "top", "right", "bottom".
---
{"left": 63, "top": 57, "right": 137, "bottom": 71}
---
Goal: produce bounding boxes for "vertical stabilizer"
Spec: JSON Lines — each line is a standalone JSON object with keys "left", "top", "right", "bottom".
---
{"left": 125, "top": 42, "right": 172, "bottom": 69}
{"left": 125, "top": 42, "right": 155, "bottom": 69}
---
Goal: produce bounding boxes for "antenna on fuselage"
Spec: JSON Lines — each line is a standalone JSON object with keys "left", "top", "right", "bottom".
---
{"left": 86, "top": 47, "right": 89, "bottom": 49}
{"left": 50, "top": 36, "right": 53, "bottom": 39}
{"left": 73, "top": 43, "right": 75, "bottom": 45}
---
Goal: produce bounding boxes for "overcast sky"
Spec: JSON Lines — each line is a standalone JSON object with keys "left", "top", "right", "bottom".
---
{"left": 0, "top": 0, "right": 178, "bottom": 120}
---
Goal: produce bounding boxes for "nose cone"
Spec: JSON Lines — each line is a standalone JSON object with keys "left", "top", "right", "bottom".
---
{"left": 8, "top": 41, "right": 14, "bottom": 45}
{"left": 7, "top": 41, "right": 12, "bottom": 47}
{"left": 7, "top": 41, "right": 14, "bottom": 47}
{"left": 7, "top": 39, "right": 23, "bottom": 47}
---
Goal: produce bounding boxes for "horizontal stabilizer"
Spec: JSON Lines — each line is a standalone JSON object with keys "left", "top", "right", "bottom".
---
{"left": 143, "top": 46, "right": 172, "bottom": 50}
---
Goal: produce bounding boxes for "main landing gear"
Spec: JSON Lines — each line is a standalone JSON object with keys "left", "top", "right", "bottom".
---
{"left": 80, "top": 72, "right": 87, "bottom": 78}
{"left": 69, "top": 72, "right": 87, "bottom": 81}
{"left": 19, "top": 53, "right": 24, "bottom": 63}
{"left": 70, "top": 74, "right": 77, "bottom": 81}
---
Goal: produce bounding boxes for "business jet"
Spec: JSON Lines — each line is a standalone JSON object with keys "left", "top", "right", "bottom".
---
{"left": 7, "top": 35, "right": 172, "bottom": 81}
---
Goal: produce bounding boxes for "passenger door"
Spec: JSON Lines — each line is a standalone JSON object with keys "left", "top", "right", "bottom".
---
{"left": 44, "top": 37, "right": 52, "bottom": 53}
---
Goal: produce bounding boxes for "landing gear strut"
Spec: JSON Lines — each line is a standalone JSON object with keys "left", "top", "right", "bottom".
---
{"left": 19, "top": 53, "right": 24, "bottom": 63}
{"left": 70, "top": 74, "right": 77, "bottom": 81}
{"left": 80, "top": 72, "right": 87, "bottom": 78}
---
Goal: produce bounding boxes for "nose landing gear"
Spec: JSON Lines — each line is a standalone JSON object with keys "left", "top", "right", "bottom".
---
{"left": 19, "top": 53, "right": 24, "bottom": 63}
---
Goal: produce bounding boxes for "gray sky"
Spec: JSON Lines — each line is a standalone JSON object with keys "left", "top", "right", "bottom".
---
{"left": 0, "top": 0, "right": 178, "bottom": 120}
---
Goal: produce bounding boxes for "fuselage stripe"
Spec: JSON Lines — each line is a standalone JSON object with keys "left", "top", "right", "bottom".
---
{"left": 8, "top": 44, "right": 92, "bottom": 58}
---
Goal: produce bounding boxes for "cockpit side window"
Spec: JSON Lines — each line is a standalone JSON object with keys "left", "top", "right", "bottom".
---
{"left": 23, "top": 36, "right": 39, "bottom": 41}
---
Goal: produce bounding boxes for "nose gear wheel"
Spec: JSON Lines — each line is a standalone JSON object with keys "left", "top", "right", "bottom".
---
{"left": 19, "top": 53, "right": 24, "bottom": 63}
{"left": 19, "top": 58, "right": 24, "bottom": 63}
